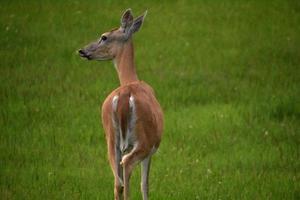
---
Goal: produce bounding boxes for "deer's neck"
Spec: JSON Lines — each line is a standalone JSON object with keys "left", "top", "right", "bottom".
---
{"left": 114, "top": 41, "right": 139, "bottom": 86}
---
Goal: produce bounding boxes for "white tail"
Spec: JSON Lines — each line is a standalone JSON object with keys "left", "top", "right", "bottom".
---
{"left": 79, "top": 9, "right": 163, "bottom": 200}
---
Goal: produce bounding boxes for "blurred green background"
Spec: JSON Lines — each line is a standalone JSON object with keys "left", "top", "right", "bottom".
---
{"left": 1, "top": 0, "right": 299, "bottom": 199}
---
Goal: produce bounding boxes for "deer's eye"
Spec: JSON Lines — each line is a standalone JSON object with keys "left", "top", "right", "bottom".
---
{"left": 101, "top": 35, "right": 107, "bottom": 41}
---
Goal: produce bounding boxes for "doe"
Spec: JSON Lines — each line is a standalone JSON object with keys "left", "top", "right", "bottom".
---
{"left": 78, "top": 9, "right": 164, "bottom": 200}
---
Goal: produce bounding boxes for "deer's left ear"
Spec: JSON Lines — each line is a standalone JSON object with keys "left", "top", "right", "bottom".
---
{"left": 121, "top": 8, "right": 133, "bottom": 30}
{"left": 129, "top": 10, "right": 147, "bottom": 35}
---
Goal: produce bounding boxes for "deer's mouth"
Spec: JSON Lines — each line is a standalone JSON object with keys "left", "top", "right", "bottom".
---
{"left": 78, "top": 49, "right": 92, "bottom": 60}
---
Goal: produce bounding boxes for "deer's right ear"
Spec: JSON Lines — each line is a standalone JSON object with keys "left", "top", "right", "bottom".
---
{"left": 121, "top": 9, "right": 133, "bottom": 30}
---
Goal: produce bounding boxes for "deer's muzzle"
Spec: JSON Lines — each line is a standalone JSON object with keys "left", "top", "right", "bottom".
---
{"left": 78, "top": 49, "right": 91, "bottom": 60}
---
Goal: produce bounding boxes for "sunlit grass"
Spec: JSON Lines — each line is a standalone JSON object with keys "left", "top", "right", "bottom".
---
{"left": 1, "top": 0, "right": 299, "bottom": 199}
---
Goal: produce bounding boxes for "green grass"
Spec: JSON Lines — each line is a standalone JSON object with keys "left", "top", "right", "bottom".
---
{"left": 1, "top": 0, "right": 299, "bottom": 199}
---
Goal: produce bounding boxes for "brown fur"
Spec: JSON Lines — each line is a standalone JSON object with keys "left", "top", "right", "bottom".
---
{"left": 116, "top": 90, "right": 130, "bottom": 139}
{"left": 102, "top": 81, "right": 163, "bottom": 153}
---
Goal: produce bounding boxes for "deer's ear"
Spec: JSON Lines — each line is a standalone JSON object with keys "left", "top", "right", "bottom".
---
{"left": 129, "top": 10, "right": 147, "bottom": 34}
{"left": 121, "top": 8, "right": 133, "bottom": 30}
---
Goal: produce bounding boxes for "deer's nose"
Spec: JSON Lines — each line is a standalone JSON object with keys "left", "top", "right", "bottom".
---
{"left": 78, "top": 49, "right": 92, "bottom": 60}
{"left": 78, "top": 49, "right": 85, "bottom": 56}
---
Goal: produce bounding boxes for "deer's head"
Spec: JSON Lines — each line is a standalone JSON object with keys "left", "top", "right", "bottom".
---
{"left": 78, "top": 9, "right": 147, "bottom": 61}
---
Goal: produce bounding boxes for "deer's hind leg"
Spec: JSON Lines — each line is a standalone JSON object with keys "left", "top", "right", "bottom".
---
{"left": 107, "top": 134, "right": 123, "bottom": 200}
{"left": 121, "top": 146, "right": 150, "bottom": 200}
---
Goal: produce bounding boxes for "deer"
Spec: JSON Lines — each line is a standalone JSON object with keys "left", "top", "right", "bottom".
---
{"left": 78, "top": 9, "right": 164, "bottom": 200}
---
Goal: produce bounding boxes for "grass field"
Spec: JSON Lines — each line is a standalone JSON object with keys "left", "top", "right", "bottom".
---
{"left": 1, "top": 0, "right": 299, "bottom": 199}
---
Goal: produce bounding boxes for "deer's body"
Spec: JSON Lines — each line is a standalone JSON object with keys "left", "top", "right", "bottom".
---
{"left": 79, "top": 9, "right": 163, "bottom": 200}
